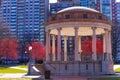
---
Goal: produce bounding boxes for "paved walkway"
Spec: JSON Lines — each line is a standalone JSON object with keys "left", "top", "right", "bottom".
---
{"left": 0, "top": 74, "right": 88, "bottom": 80}
{"left": 0, "top": 73, "right": 41, "bottom": 78}
{"left": 51, "top": 76, "right": 88, "bottom": 80}
{"left": 10, "top": 66, "right": 27, "bottom": 71}
{"left": 10, "top": 66, "right": 39, "bottom": 72}
{"left": 51, "top": 73, "right": 120, "bottom": 80}
{"left": 0, "top": 73, "right": 120, "bottom": 79}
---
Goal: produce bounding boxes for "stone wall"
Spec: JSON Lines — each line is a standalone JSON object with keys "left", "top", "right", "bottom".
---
{"left": 45, "top": 61, "right": 114, "bottom": 76}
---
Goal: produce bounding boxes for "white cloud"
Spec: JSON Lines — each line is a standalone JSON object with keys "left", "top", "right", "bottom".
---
{"left": 50, "top": 0, "right": 57, "bottom": 3}
{"left": 116, "top": 0, "right": 120, "bottom": 2}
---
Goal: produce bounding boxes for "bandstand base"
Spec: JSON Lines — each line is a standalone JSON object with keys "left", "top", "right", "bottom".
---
{"left": 45, "top": 61, "right": 114, "bottom": 76}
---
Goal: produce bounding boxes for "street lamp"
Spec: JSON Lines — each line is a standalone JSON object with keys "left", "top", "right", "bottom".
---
{"left": 29, "top": 46, "right": 32, "bottom": 52}
{"left": 27, "top": 45, "right": 33, "bottom": 75}
{"left": 28, "top": 46, "right": 32, "bottom": 62}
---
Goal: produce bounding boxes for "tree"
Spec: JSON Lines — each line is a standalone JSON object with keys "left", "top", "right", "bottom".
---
{"left": 0, "top": 36, "right": 19, "bottom": 60}
{"left": 81, "top": 37, "right": 103, "bottom": 55}
{"left": 26, "top": 42, "right": 45, "bottom": 60}
{"left": 96, "top": 38, "right": 103, "bottom": 54}
{"left": 81, "top": 38, "right": 92, "bottom": 55}
{"left": 0, "top": 18, "right": 18, "bottom": 63}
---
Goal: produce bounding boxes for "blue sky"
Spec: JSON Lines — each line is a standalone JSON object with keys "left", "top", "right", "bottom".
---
{"left": 50, "top": 0, "right": 120, "bottom": 3}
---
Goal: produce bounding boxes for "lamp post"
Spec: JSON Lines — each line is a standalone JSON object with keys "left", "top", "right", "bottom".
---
{"left": 27, "top": 46, "right": 33, "bottom": 75}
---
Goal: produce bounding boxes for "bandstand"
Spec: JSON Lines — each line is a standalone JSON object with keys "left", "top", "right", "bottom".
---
{"left": 44, "top": 6, "right": 114, "bottom": 75}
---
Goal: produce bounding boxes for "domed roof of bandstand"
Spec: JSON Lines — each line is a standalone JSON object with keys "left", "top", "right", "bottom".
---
{"left": 57, "top": 6, "right": 99, "bottom": 13}
{"left": 45, "top": 6, "right": 111, "bottom": 37}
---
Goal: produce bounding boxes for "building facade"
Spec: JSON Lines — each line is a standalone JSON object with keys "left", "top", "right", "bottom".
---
{"left": 112, "top": 0, "right": 116, "bottom": 22}
{"left": 115, "top": 2, "right": 120, "bottom": 23}
{"left": 50, "top": 0, "right": 112, "bottom": 21}
{"left": 1, "top": 0, "right": 49, "bottom": 43}
{"left": 0, "top": 0, "right": 49, "bottom": 61}
{"left": 112, "top": 1, "right": 120, "bottom": 62}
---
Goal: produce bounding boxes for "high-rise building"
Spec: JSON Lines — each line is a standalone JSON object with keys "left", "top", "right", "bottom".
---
{"left": 112, "top": 1, "right": 120, "bottom": 61}
{"left": 111, "top": 0, "right": 116, "bottom": 22}
{"left": 1, "top": 0, "right": 49, "bottom": 44}
{"left": 80, "top": 0, "right": 96, "bottom": 9}
{"left": 0, "top": 0, "right": 49, "bottom": 61}
{"left": 115, "top": 2, "right": 120, "bottom": 23}
{"left": 99, "top": 0, "right": 112, "bottom": 21}
{"left": 50, "top": 0, "right": 112, "bottom": 21}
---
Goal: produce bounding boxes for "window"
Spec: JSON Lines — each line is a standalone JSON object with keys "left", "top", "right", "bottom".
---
{"left": 65, "top": 14, "right": 70, "bottom": 19}
{"left": 65, "top": 65, "right": 67, "bottom": 70}
{"left": 98, "top": 15, "right": 102, "bottom": 20}
{"left": 83, "top": 14, "right": 88, "bottom": 18}
{"left": 86, "top": 64, "right": 88, "bottom": 70}
{"left": 52, "top": 17, "right": 55, "bottom": 20}
{"left": 62, "top": 3, "right": 68, "bottom": 8}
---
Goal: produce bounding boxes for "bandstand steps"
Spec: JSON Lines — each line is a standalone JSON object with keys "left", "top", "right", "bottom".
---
{"left": 45, "top": 64, "right": 56, "bottom": 74}
{"left": 35, "top": 64, "right": 46, "bottom": 75}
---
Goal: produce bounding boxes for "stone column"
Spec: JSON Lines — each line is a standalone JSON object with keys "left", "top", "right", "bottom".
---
{"left": 108, "top": 31, "right": 112, "bottom": 61}
{"left": 78, "top": 36, "right": 82, "bottom": 61}
{"left": 105, "top": 29, "right": 109, "bottom": 60}
{"left": 57, "top": 28, "right": 61, "bottom": 61}
{"left": 48, "top": 31, "right": 51, "bottom": 60}
{"left": 103, "top": 33, "right": 106, "bottom": 60}
{"left": 46, "top": 30, "right": 50, "bottom": 61}
{"left": 103, "top": 34, "right": 106, "bottom": 53}
{"left": 92, "top": 27, "right": 97, "bottom": 61}
{"left": 64, "top": 36, "right": 67, "bottom": 61}
{"left": 52, "top": 35, "right": 56, "bottom": 61}
{"left": 74, "top": 27, "right": 79, "bottom": 61}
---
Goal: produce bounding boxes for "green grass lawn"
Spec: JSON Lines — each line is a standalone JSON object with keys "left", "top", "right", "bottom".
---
{"left": 114, "top": 67, "right": 120, "bottom": 72}
{"left": 96, "top": 77, "right": 120, "bottom": 80}
{"left": 0, "top": 65, "right": 27, "bottom": 73}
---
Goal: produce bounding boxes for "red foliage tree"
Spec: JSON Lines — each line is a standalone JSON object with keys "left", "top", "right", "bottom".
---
{"left": 0, "top": 37, "right": 18, "bottom": 60}
{"left": 81, "top": 38, "right": 103, "bottom": 55}
{"left": 26, "top": 42, "right": 45, "bottom": 60}
{"left": 96, "top": 39, "right": 103, "bottom": 54}
{"left": 81, "top": 38, "right": 92, "bottom": 55}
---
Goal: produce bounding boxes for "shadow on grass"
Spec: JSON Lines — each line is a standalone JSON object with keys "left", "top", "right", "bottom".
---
{"left": 32, "top": 78, "right": 40, "bottom": 80}
{"left": 0, "top": 65, "right": 9, "bottom": 70}
{"left": 32, "top": 78, "right": 45, "bottom": 80}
